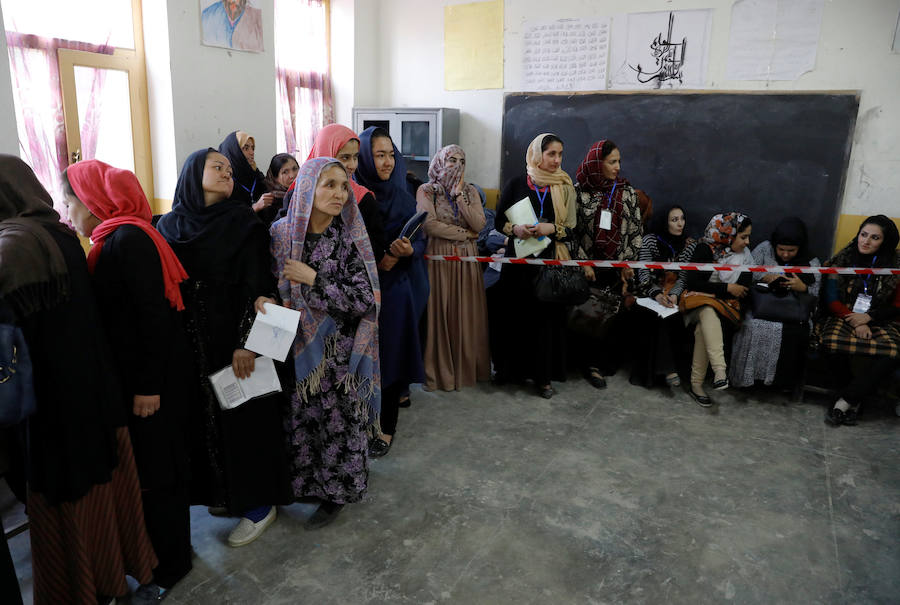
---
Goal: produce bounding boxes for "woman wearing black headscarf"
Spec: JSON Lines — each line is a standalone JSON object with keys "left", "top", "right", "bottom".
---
{"left": 730, "top": 217, "right": 820, "bottom": 388}
{"left": 816, "top": 215, "right": 900, "bottom": 426}
{"left": 0, "top": 155, "right": 157, "bottom": 604}
{"left": 157, "top": 149, "right": 290, "bottom": 546}
{"left": 219, "top": 130, "right": 273, "bottom": 213}
{"left": 630, "top": 205, "right": 697, "bottom": 388}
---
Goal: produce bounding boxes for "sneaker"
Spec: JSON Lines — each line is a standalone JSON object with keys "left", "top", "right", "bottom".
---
{"left": 227, "top": 507, "right": 276, "bottom": 547}
{"left": 713, "top": 377, "right": 729, "bottom": 390}
{"left": 133, "top": 583, "right": 168, "bottom": 604}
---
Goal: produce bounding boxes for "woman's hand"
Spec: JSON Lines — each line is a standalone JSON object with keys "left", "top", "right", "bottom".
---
{"left": 784, "top": 275, "right": 807, "bottom": 292}
{"left": 621, "top": 267, "right": 634, "bottom": 282}
{"left": 254, "top": 296, "right": 277, "bottom": 313}
{"left": 133, "top": 394, "right": 160, "bottom": 418}
{"left": 513, "top": 224, "right": 536, "bottom": 239}
{"left": 534, "top": 222, "right": 555, "bottom": 237}
{"left": 252, "top": 192, "right": 275, "bottom": 213}
{"left": 761, "top": 274, "right": 778, "bottom": 284}
{"left": 232, "top": 349, "right": 256, "bottom": 379}
{"left": 854, "top": 324, "right": 872, "bottom": 340}
{"left": 583, "top": 266, "right": 596, "bottom": 281}
{"left": 466, "top": 229, "right": 480, "bottom": 239}
{"left": 379, "top": 255, "right": 399, "bottom": 271}
{"left": 727, "top": 283, "right": 749, "bottom": 298}
{"left": 283, "top": 259, "right": 317, "bottom": 285}
{"left": 655, "top": 293, "right": 677, "bottom": 308}
{"left": 844, "top": 312, "right": 871, "bottom": 327}
{"left": 389, "top": 237, "right": 414, "bottom": 257}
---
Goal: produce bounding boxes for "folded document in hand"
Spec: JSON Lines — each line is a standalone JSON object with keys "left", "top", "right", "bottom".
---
{"left": 209, "top": 357, "right": 282, "bottom": 410}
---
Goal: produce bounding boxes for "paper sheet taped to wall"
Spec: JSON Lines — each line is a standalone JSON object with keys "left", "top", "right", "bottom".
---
{"left": 444, "top": 0, "right": 504, "bottom": 91}
{"left": 523, "top": 17, "right": 610, "bottom": 92}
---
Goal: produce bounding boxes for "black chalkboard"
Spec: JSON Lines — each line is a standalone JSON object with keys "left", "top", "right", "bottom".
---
{"left": 501, "top": 92, "right": 859, "bottom": 259}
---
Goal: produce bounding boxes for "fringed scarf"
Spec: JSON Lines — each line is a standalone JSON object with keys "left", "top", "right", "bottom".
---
{"left": 525, "top": 133, "right": 576, "bottom": 260}
{"left": 270, "top": 157, "right": 381, "bottom": 421}
{"left": 575, "top": 139, "right": 631, "bottom": 260}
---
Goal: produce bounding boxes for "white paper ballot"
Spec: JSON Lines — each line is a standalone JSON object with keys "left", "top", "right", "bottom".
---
{"left": 244, "top": 303, "right": 302, "bottom": 362}
{"left": 636, "top": 297, "right": 680, "bottom": 319}
{"left": 505, "top": 197, "right": 551, "bottom": 258}
{"left": 209, "top": 357, "right": 283, "bottom": 410}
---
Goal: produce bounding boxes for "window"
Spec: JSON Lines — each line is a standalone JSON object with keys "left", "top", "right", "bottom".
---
{"left": 273, "top": 0, "right": 333, "bottom": 159}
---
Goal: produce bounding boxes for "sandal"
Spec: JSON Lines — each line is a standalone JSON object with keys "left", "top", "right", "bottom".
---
{"left": 398, "top": 396, "right": 411, "bottom": 408}
{"left": 538, "top": 384, "right": 555, "bottom": 399}
{"left": 665, "top": 373, "right": 682, "bottom": 387}
{"left": 585, "top": 367, "right": 607, "bottom": 389}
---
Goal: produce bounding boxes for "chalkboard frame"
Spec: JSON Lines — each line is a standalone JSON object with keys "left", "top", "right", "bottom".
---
{"left": 501, "top": 90, "right": 860, "bottom": 260}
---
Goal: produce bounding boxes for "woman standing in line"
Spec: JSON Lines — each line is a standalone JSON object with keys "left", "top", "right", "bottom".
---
{"left": 263, "top": 152, "right": 300, "bottom": 223}
{"left": 219, "top": 130, "right": 276, "bottom": 215}
{"left": 158, "top": 149, "right": 290, "bottom": 547}
{"left": 62, "top": 160, "right": 193, "bottom": 603}
{"left": 354, "top": 127, "right": 428, "bottom": 457}
{"left": 271, "top": 157, "right": 380, "bottom": 529}
{"left": 416, "top": 145, "right": 490, "bottom": 391}
{"left": 492, "top": 133, "right": 578, "bottom": 399}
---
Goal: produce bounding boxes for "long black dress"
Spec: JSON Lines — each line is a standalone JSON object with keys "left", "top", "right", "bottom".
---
{"left": 491, "top": 175, "right": 570, "bottom": 386}
{"left": 91, "top": 224, "right": 193, "bottom": 589}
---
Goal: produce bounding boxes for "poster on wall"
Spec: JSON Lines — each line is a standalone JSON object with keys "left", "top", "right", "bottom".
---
{"left": 726, "top": 0, "right": 824, "bottom": 80}
{"left": 444, "top": 0, "right": 504, "bottom": 90}
{"left": 200, "top": 0, "right": 264, "bottom": 52}
{"left": 608, "top": 9, "right": 712, "bottom": 90}
{"left": 521, "top": 17, "right": 610, "bottom": 92}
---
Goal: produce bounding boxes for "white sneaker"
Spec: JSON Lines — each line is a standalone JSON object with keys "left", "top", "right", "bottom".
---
{"left": 227, "top": 506, "right": 276, "bottom": 547}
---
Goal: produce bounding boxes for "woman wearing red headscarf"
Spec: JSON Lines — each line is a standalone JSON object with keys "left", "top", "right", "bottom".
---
{"left": 63, "top": 160, "right": 193, "bottom": 604}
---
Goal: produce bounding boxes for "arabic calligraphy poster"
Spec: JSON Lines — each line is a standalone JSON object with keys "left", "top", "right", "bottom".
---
{"left": 609, "top": 9, "right": 712, "bottom": 90}
{"left": 522, "top": 17, "right": 610, "bottom": 92}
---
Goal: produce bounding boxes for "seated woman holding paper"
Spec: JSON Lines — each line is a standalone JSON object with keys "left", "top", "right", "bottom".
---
{"left": 571, "top": 140, "right": 643, "bottom": 389}
{"left": 158, "top": 149, "right": 290, "bottom": 547}
{"left": 629, "top": 204, "right": 696, "bottom": 389}
{"left": 491, "top": 133, "right": 578, "bottom": 399}
{"left": 682, "top": 213, "right": 754, "bottom": 406}
{"left": 62, "top": 160, "right": 194, "bottom": 600}
{"left": 729, "top": 217, "right": 820, "bottom": 389}
{"left": 270, "top": 157, "right": 379, "bottom": 529}
{"left": 817, "top": 215, "right": 900, "bottom": 426}
{"left": 354, "top": 127, "right": 428, "bottom": 456}
{"left": 416, "top": 144, "right": 490, "bottom": 391}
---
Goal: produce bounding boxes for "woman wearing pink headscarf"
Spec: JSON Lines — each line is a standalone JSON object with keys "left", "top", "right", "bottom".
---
{"left": 416, "top": 145, "right": 489, "bottom": 391}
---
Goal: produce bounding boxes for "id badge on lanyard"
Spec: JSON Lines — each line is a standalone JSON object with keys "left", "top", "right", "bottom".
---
{"left": 853, "top": 262, "right": 876, "bottom": 313}
{"left": 598, "top": 182, "right": 616, "bottom": 231}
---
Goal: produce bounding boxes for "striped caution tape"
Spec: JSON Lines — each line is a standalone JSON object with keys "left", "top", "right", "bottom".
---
{"left": 424, "top": 255, "right": 900, "bottom": 276}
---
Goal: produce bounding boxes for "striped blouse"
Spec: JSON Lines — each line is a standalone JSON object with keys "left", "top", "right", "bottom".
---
{"left": 636, "top": 234, "right": 697, "bottom": 299}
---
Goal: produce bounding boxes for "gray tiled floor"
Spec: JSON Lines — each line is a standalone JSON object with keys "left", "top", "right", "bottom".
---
{"left": 5, "top": 374, "right": 899, "bottom": 604}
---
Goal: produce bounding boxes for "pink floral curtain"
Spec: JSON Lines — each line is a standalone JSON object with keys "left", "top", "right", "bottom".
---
{"left": 5, "top": 32, "right": 112, "bottom": 217}
{"left": 274, "top": 0, "right": 335, "bottom": 159}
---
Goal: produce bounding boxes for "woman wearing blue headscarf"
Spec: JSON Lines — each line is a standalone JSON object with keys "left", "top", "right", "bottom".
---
{"left": 354, "top": 127, "right": 428, "bottom": 457}
{"left": 157, "top": 148, "right": 290, "bottom": 548}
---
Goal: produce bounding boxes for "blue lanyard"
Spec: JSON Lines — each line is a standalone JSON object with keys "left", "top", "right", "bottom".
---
{"left": 534, "top": 185, "right": 549, "bottom": 219}
{"left": 605, "top": 182, "right": 617, "bottom": 209}
{"left": 239, "top": 179, "right": 256, "bottom": 200}
{"left": 863, "top": 255, "right": 877, "bottom": 295}
{"left": 656, "top": 235, "right": 676, "bottom": 260}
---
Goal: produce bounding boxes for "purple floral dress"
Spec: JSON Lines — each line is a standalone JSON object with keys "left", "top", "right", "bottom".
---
{"left": 285, "top": 218, "right": 376, "bottom": 504}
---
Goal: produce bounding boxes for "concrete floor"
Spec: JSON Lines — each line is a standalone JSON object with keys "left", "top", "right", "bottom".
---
{"left": 5, "top": 374, "right": 900, "bottom": 604}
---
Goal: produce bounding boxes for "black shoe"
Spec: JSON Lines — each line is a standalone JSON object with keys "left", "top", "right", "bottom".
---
{"left": 689, "top": 388, "right": 712, "bottom": 407}
{"left": 713, "top": 377, "right": 729, "bottom": 390}
{"left": 368, "top": 437, "right": 392, "bottom": 458}
{"left": 585, "top": 368, "right": 607, "bottom": 389}
{"left": 398, "top": 396, "right": 411, "bottom": 408}
{"left": 825, "top": 407, "right": 846, "bottom": 426}
{"left": 538, "top": 384, "right": 555, "bottom": 399}
{"left": 304, "top": 501, "right": 344, "bottom": 530}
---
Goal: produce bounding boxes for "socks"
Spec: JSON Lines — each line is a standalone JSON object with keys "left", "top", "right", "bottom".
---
{"left": 243, "top": 505, "right": 272, "bottom": 523}
{"left": 833, "top": 398, "right": 851, "bottom": 412}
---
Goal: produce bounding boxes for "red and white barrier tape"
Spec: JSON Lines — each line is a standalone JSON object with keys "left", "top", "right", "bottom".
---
{"left": 424, "top": 255, "right": 900, "bottom": 276}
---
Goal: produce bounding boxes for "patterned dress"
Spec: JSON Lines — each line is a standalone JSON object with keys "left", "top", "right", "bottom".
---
{"left": 285, "top": 219, "right": 376, "bottom": 504}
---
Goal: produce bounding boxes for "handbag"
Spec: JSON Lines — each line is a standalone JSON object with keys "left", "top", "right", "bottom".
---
{"left": 533, "top": 265, "right": 591, "bottom": 306}
{"left": 568, "top": 286, "right": 623, "bottom": 338}
{"left": 750, "top": 285, "right": 816, "bottom": 323}
{"left": 0, "top": 324, "right": 37, "bottom": 426}
{"left": 679, "top": 291, "right": 742, "bottom": 325}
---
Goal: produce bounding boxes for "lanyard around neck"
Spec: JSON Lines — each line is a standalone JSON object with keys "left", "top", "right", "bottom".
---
{"left": 534, "top": 185, "right": 549, "bottom": 219}
{"left": 238, "top": 179, "right": 256, "bottom": 200}
{"left": 605, "top": 181, "right": 617, "bottom": 209}
{"left": 863, "top": 255, "right": 878, "bottom": 294}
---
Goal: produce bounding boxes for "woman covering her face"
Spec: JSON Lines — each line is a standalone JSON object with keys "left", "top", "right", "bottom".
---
{"left": 416, "top": 144, "right": 490, "bottom": 392}
{"left": 0, "top": 155, "right": 158, "bottom": 604}
{"left": 491, "top": 132, "right": 577, "bottom": 399}
{"left": 157, "top": 149, "right": 290, "bottom": 548}
{"left": 682, "top": 212, "right": 754, "bottom": 407}
{"left": 353, "top": 126, "right": 428, "bottom": 457}
{"left": 270, "top": 157, "right": 380, "bottom": 529}
{"left": 629, "top": 205, "right": 697, "bottom": 389}
{"left": 62, "top": 159, "right": 194, "bottom": 601}
{"left": 818, "top": 215, "right": 900, "bottom": 426}
{"left": 729, "top": 216, "right": 821, "bottom": 390}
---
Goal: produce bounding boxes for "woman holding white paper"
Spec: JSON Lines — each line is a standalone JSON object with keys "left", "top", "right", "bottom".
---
{"left": 491, "top": 133, "right": 577, "bottom": 399}
{"left": 271, "top": 157, "right": 379, "bottom": 529}
{"left": 158, "top": 149, "right": 290, "bottom": 548}
{"left": 416, "top": 145, "right": 489, "bottom": 391}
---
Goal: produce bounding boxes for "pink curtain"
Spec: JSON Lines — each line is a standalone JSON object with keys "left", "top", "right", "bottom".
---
{"left": 5, "top": 32, "right": 112, "bottom": 217}
{"left": 274, "top": 0, "right": 335, "bottom": 159}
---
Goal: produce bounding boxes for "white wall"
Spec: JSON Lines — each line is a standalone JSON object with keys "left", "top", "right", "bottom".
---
{"left": 163, "top": 0, "right": 276, "bottom": 197}
{"left": 356, "top": 0, "right": 900, "bottom": 217}
{"left": 331, "top": 0, "right": 356, "bottom": 125}
{"left": 144, "top": 0, "right": 178, "bottom": 203}
{"left": 0, "top": 7, "right": 19, "bottom": 155}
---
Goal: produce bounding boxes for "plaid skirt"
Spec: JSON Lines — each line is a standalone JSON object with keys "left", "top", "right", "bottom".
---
{"left": 816, "top": 316, "right": 900, "bottom": 358}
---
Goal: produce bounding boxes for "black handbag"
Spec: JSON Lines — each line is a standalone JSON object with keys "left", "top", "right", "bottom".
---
{"left": 568, "top": 286, "right": 623, "bottom": 337}
{"left": 533, "top": 265, "right": 591, "bottom": 306}
{"left": 0, "top": 324, "right": 37, "bottom": 426}
{"left": 750, "top": 285, "right": 816, "bottom": 323}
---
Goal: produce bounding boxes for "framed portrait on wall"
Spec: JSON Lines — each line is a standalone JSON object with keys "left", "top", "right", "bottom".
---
{"left": 200, "top": 0, "right": 264, "bottom": 52}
